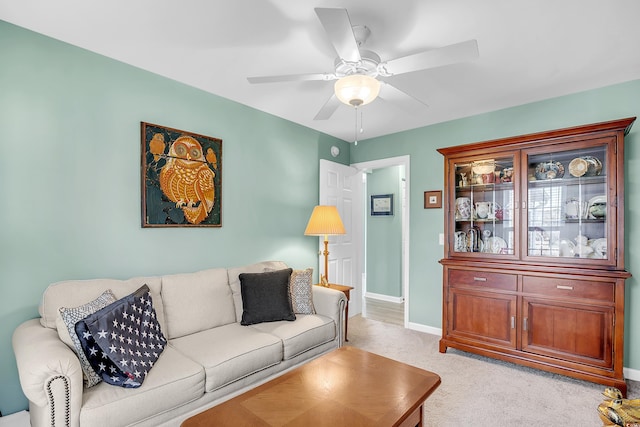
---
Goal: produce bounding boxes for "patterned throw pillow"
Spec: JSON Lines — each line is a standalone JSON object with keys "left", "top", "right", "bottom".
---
{"left": 58, "top": 289, "right": 117, "bottom": 388}
{"left": 289, "top": 268, "right": 315, "bottom": 314}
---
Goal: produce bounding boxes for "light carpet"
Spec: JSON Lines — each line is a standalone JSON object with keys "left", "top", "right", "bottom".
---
{"left": 346, "top": 315, "right": 639, "bottom": 426}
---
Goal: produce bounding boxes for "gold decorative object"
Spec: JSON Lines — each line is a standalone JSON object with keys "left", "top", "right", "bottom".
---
{"left": 597, "top": 387, "right": 640, "bottom": 426}
{"left": 320, "top": 274, "right": 329, "bottom": 287}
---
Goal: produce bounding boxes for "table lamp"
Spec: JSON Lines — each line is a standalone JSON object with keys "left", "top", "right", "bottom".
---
{"left": 304, "top": 205, "right": 346, "bottom": 286}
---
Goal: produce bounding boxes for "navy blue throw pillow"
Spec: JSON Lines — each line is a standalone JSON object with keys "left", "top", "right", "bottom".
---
{"left": 239, "top": 268, "right": 296, "bottom": 325}
{"left": 75, "top": 285, "right": 166, "bottom": 388}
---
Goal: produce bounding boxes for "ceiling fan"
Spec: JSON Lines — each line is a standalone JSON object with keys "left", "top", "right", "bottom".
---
{"left": 247, "top": 7, "right": 479, "bottom": 120}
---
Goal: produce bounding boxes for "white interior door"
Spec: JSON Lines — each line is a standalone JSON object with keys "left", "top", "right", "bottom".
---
{"left": 319, "top": 159, "right": 362, "bottom": 315}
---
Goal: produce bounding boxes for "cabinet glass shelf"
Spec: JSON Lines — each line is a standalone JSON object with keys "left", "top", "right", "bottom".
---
{"left": 456, "top": 182, "right": 514, "bottom": 191}
{"left": 528, "top": 176, "right": 606, "bottom": 186}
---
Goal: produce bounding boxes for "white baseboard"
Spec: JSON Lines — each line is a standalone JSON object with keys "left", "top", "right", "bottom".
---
{"left": 365, "top": 292, "right": 404, "bottom": 304}
{"left": 624, "top": 367, "right": 640, "bottom": 382}
{"left": 406, "top": 322, "right": 640, "bottom": 382}
{"left": 407, "top": 322, "right": 441, "bottom": 336}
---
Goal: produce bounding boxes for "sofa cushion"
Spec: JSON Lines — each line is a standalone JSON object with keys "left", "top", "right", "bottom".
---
{"left": 170, "top": 323, "right": 282, "bottom": 392}
{"left": 80, "top": 346, "right": 204, "bottom": 426}
{"left": 240, "top": 269, "right": 295, "bottom": 325}
{"left": 228, "top": 261, "right": 288, "bottom": 322}
{"left": 161, "top": 268, "right": 235, "bottom": 339}
{"left": 41, "top": 276, "right": 165, "bottom": 332}
{"left": 250, "top": 314, "right": 336, "bottom": 360}
{"left": 289, "top": 268, "right": 316, "bottom": 314}
{"left": 58, "top": 289, "right": 117, "bottom": 388}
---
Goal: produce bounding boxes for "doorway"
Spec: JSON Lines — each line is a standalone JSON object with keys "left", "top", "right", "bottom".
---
{"left": 318, "top": 156, "right": 410, "bottom": 326}
{"left": 352, "top": 156, "right": 410, "bottom": 327}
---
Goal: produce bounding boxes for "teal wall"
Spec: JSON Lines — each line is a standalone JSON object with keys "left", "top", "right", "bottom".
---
{"left": 366, "top": 166, "right": 402, "bottom": 297}
{"left": 351, "top": 79, "right": 640, "bottom": 372}
{"left": 0, "top": 21, "right": 349, "bottom": 414}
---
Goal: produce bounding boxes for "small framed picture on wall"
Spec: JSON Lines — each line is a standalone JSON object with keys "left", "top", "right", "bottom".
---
{"left": 371, "top": 194, "right": 394, "bottom": 216}
{"left": 424, "top": 190, "right": 442, "bottom": 209}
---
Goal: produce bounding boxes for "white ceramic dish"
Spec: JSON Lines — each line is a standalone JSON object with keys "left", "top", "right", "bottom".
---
{"left": 589, "top": 238, "right": 607, "bottom": 259}
{"left": 483, "top": 236, "right": 507, "bottom": 254}
{"left": 558, "top": 239, "right": 575, "bottom": 257}
{"left": 588, "top": 195, "right": 606, "bottom": 219}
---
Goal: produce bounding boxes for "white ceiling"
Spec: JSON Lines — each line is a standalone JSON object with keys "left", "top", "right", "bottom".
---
{"left": 2, "top": 0, "right": 640, "bottom": 142}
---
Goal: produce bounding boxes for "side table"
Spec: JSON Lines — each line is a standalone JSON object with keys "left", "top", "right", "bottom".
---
{"left": 315, "top": 283, "right": 353, "bottom": 342}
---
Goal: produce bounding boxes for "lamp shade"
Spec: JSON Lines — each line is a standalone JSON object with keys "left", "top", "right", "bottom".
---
{"left": 304, "top": 205, "right": 346, "bottom": 236}
{"left": 334, "top": 74, "right": 381, "bottom": 107}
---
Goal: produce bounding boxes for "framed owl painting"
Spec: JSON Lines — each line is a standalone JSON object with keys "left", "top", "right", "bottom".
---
{"left": 141, "top": 122, "right": 222, "bottom": 227}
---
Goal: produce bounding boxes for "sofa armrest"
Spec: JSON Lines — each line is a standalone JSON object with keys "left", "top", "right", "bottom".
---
{"left": 13, "top": 318, "right": 83, "bottom": 427}
{"left": 312, "top": 286, "right": 347, "bottom": 344}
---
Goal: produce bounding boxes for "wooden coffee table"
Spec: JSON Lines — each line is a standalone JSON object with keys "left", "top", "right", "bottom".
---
{"left": 181, "top": 346, "right": 441, "bottom": 427}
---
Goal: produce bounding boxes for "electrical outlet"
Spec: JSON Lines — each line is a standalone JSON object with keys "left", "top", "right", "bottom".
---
{"left": 439, "top": 233, "right": 444, "bottom": 245}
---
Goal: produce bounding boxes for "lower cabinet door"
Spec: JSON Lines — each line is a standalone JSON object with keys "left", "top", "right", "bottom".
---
{"left": 522, "top": 297, "right": 613, "bottom": 368}
{"left": 448, "top": 289, "right": 517, "bottom": 348}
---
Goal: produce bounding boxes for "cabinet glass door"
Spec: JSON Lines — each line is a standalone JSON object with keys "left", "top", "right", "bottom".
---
{"left": 524, "top": 144, "right": 609, "bottom": 263}
{"left": 452, "top": 155, "right": 516, "bottom": 256}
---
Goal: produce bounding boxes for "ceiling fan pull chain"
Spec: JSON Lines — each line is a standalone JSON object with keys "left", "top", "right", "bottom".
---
{"left": 354, "top": 106, "right": 358, "bottom": 146}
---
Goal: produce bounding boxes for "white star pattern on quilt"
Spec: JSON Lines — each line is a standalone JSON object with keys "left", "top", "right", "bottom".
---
{"left": 75, "top": 286, "right": 166, "bottom": 388}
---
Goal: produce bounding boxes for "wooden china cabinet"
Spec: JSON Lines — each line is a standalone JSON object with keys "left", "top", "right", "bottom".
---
{"left": 437, "top": 117, "right": 635, "bottom": 395}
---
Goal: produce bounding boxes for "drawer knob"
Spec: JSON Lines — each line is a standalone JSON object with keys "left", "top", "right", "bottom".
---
{"left": 556, "top": 285, "right": 574, "bottom": 290}
{"left": 473, "top": 277, "right": 488, "bottom": 282}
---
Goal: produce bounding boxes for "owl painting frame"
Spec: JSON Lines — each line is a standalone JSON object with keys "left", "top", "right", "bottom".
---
{"left": 141, "top": 122, "right": 222, "bottom": 227}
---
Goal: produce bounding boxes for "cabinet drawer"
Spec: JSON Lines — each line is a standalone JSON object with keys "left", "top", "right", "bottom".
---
{"left": 449, "top": 269, "right": 517, "bottom": 291}
{"left": 522, "top": 276, "right": 614, "bottom": 302}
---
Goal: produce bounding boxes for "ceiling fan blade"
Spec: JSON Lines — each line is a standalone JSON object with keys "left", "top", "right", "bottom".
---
{"left": 314, "top": 94, "right": 341, "bottom": 120}
{"left": 314, "top": 8, "right": 361, "bottom": 63}
{"left": 378, "top": 81, "right": 429, "bottom": 112}
{"left": 382, "top": 39, "right": 479, "bottom": 76}
{"left": 247, "top": 73, "right": 336, "bottom": 84}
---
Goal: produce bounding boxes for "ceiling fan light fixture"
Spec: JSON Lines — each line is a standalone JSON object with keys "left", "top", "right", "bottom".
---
{"left": 334, "top": 74, "right": 380, "bottom": 107}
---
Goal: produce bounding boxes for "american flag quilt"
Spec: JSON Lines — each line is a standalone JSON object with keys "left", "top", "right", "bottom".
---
{"left": 75, "top": 285, "right": 166, "bottom": 388}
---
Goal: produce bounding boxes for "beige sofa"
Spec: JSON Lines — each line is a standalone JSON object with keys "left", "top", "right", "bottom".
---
{"left": 12, "top": 261, "right": 347, "bottom": 427}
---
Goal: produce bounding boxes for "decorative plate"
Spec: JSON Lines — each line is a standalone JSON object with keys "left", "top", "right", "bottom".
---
{"left": 534, "top": 161, "right": 564, "bottom": 180}
{"left": 569, "top": 156, "right": 602, "bottom": 177}
{"left": 568, "top": 157, "right": 588, "bottom": 177}
{"left": 582, "top": 156, "right": 603, "bottom": 177}
{"left": 483, "top": 236, "right": 507, "bottom": 254}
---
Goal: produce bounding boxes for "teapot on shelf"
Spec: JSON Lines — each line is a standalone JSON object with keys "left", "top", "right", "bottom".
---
{"left": 455, "top": 197, "right": 472, "bottom": 220}
{"left": 475, "top": 201, "right": 493, "bottom": 220}
{"left": 574, "top": 234, "right": 594, "bottom": 258}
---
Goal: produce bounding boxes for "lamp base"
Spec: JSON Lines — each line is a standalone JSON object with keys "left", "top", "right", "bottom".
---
{"left": 320, "top": 274, "right": 329, "bottom": 287}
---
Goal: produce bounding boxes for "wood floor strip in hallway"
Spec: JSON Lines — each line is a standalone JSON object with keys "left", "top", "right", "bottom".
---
{"left": 364, "top": 297, "right": 404, "bottom": 326}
